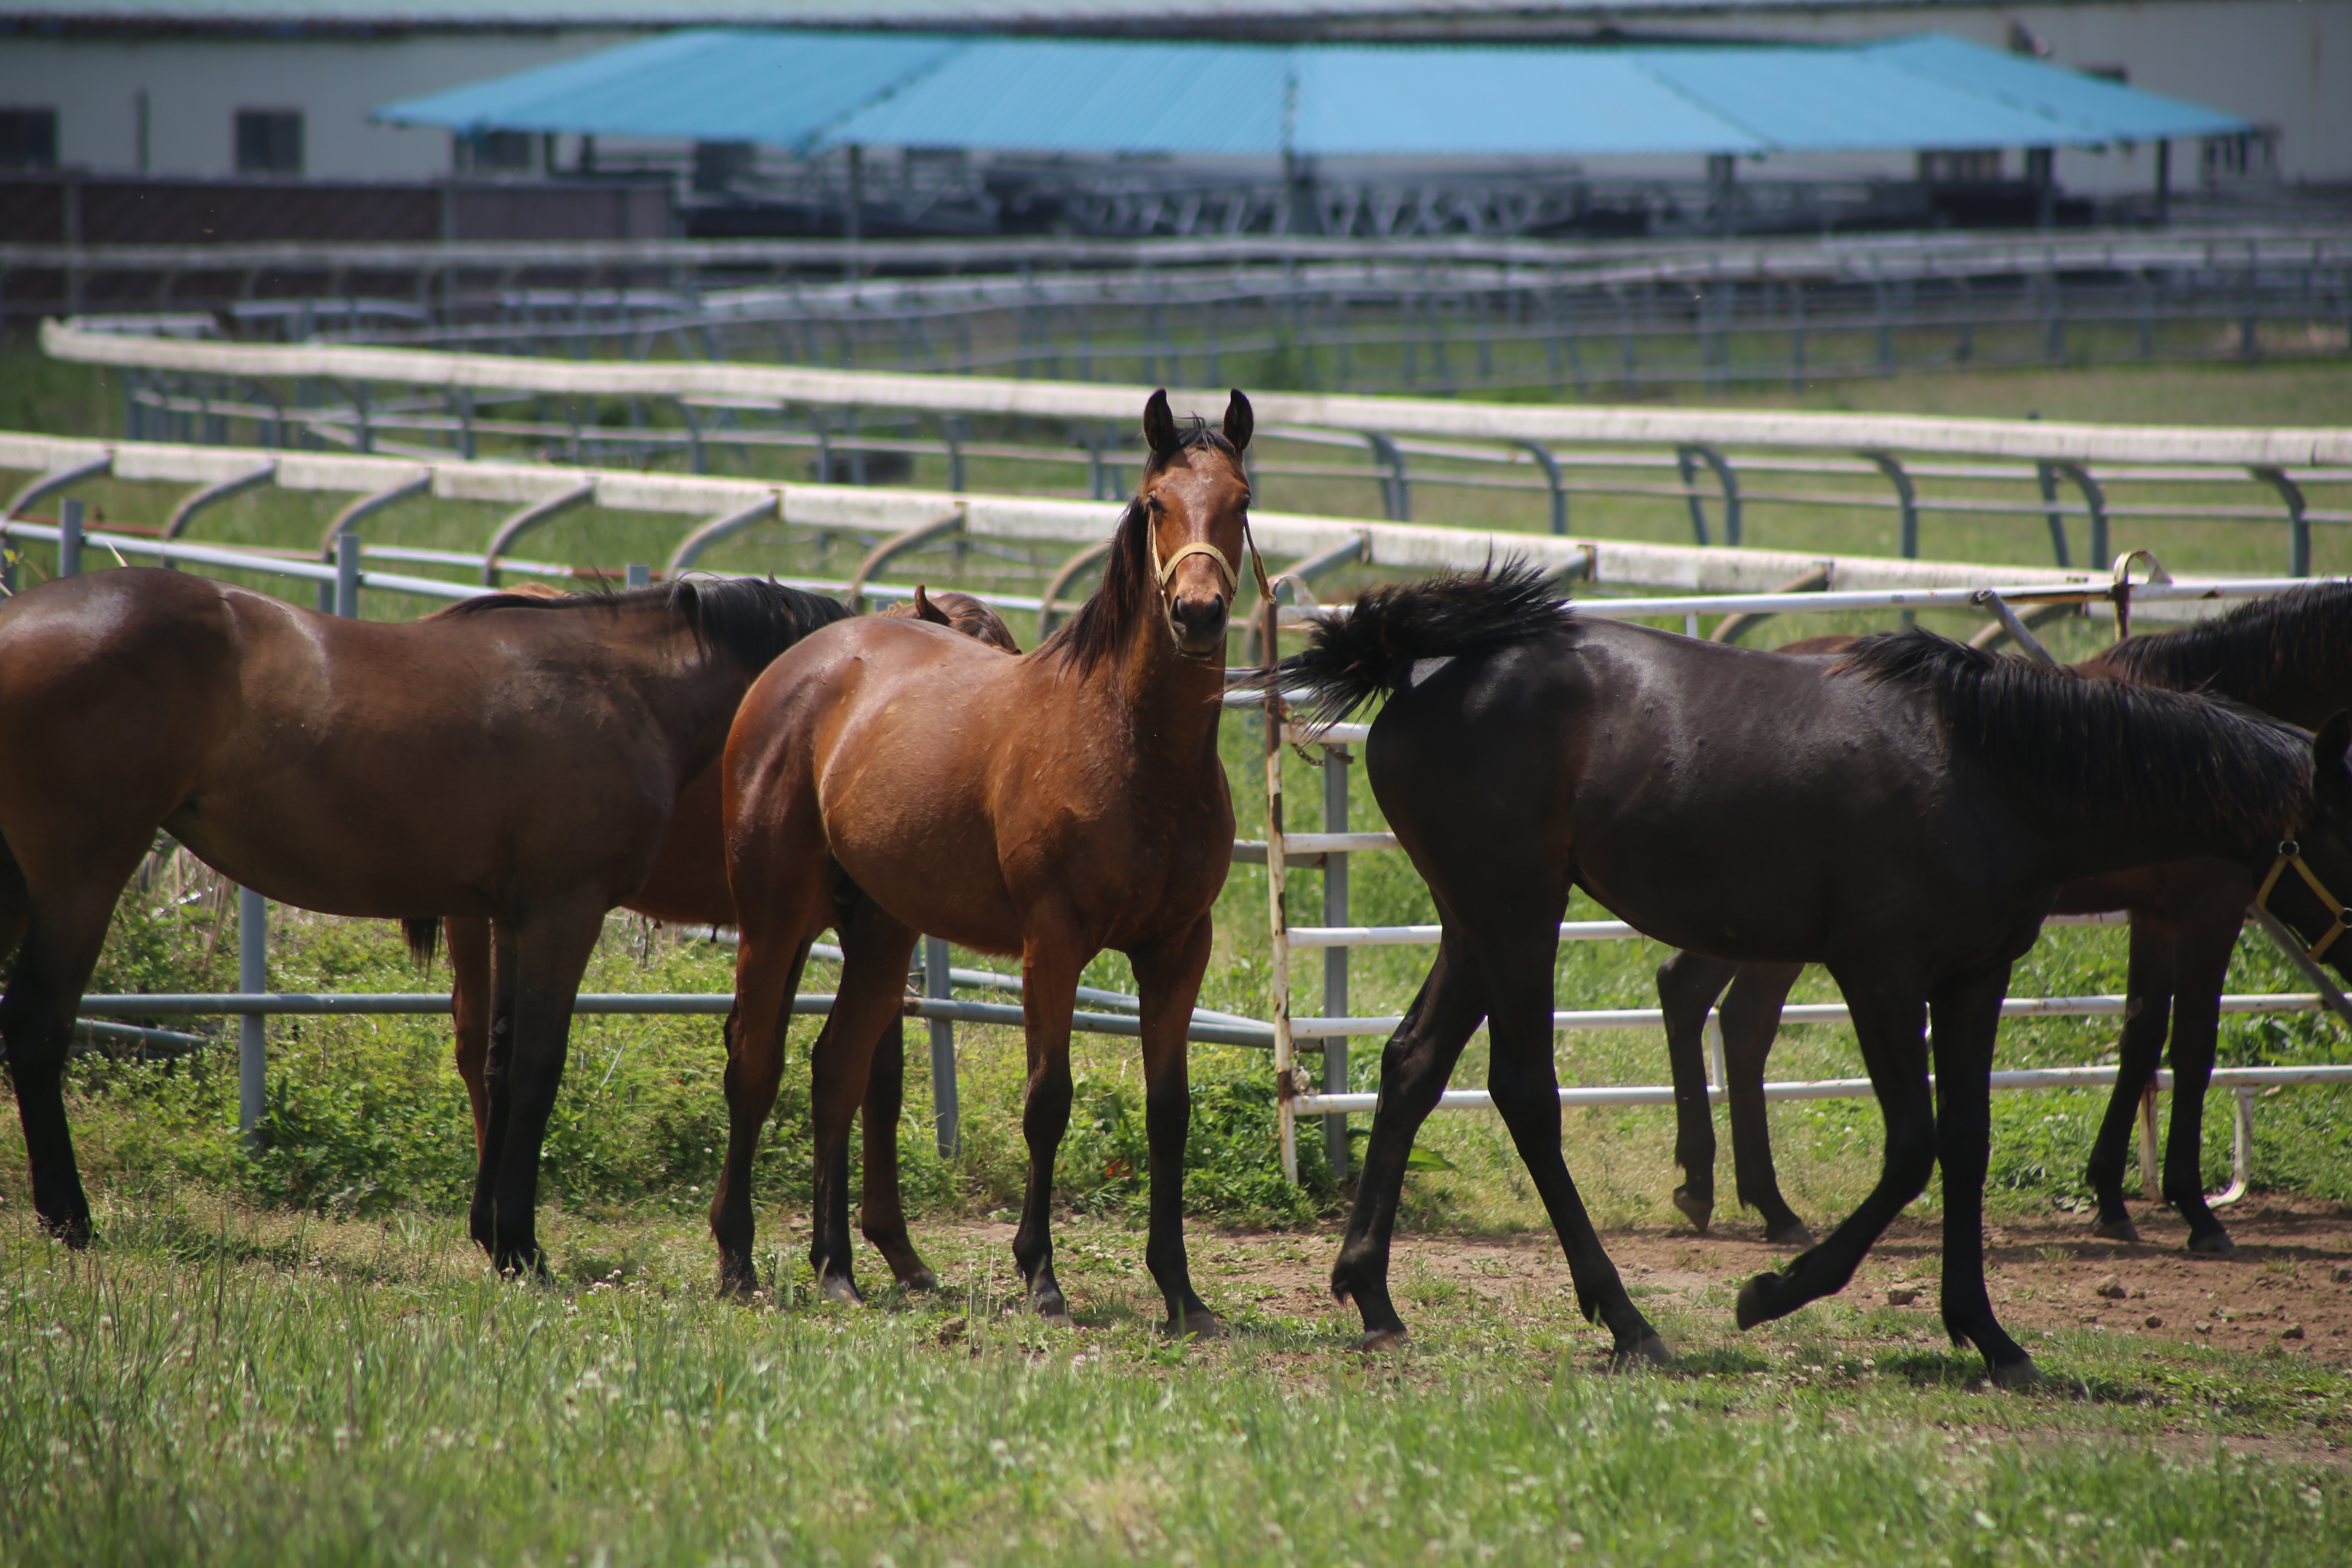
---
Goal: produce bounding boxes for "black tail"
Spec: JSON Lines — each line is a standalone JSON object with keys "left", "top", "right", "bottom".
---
{"left": 402, "top": 918, "right": 441, "bottom": 973}
{"left": 1281, "top": 563, "right": 1574, "bottom": 723}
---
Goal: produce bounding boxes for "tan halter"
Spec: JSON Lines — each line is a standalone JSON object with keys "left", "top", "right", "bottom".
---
{"left": 1147, "top": 511, "right": 1276, "bottom": 617}
{"left": 2254, "top": 840, "right": 2352, "bottom": 964}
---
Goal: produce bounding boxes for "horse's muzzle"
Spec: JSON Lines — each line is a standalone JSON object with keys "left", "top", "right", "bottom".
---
{"left": 1168, "top": 592, "right": 1230, "bottom": 660}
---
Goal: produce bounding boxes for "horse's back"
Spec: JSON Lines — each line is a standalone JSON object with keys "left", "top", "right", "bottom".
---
{"left": 1365, "top": 619, "right": 2001, "bottom": 959}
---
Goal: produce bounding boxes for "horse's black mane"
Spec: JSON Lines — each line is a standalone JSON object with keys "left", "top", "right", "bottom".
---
{"left": 1036, "top": 419, "right": 1241, "bottom": 675}
{"left": 2096, "top": 581, "right": 2352, "bottom": 702}
{"left": 1841, "top": 628, "right": 2311, "bottom": 836}
{"left": 441, "top": 576, "right": 853, "bottom": 672}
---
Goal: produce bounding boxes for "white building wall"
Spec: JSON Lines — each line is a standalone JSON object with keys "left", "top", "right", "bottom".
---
{"left": 0, "top": 33, "right": 626, "bottom": 180}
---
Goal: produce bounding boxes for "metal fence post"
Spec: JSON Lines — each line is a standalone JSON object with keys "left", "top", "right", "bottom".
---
{"left": 238, "top": 886, "right": 266, "bottom": 1140}
{"left": 58, "top": 496, "right": 83, "bottom": 577}
{"left": 2250, "top": 468, "right": 2310, "bottom": 579}
{"left": 1322, "top": 746, "right": 1351, "bottom": 1180}
{"left": 925, "top": 934, "right": 958, "bottom": 1158}
{"left": 334, "top": 532, "right": 361, "bottom": 618}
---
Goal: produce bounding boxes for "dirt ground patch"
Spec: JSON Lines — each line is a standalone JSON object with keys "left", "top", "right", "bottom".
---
{"left": 957, "top": 1198, "right": 2352, "bottom": 1367}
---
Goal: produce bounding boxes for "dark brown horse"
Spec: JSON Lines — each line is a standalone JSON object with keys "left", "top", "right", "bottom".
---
{"left": 1281, "top": 567, "right": 2352, "bottom": 1383}
{"left": 0, "top": 567, "right": 843, "bottom": 1270}
{"left": 440, "top": 586, "right": 1018, "bottom": 1289}
{"left": 1659, "top": 582, "right": 2352, "bottom": 1256}
{"left": 711, "top": 390, "right": 1252, "bottom": 1331}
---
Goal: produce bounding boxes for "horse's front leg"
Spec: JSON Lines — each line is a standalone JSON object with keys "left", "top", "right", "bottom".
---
{"left": 467, "top": 918, "right": 522, "bottom": 1259}
{"left": 1331, "top": 934, "right": 1487, "bottom": 1348}
{"left": 1735, "top": 964, "right": 1936, "bottom": 1332}
{"left": 1129, "top": 913, "right": 1220, "bottom": 1336}
{"left": 2158, "top": 906, "right": 2241, "bottom": 1255}
{"left": 1490, "top": 933, "right": 1667, "bottom": 1367}
{"left": 1012, "top": 929, "right": 1083, "bottom": 1323}
{"left": 1657, "top": 949, "right": 1736, "bottom": 1234}
{"left": 444, "top": 914, "right": 495, "bottom": 1159}
{"left": 1928, "top": 963, "right": 2037, "bottom": 1386}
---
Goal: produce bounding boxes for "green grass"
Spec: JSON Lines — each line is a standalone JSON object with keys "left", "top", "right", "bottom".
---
{"left": 6, "top": 1200, "right": 2352, "bottom": 1568}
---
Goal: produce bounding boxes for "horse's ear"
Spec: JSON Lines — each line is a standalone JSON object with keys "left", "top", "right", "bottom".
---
{"left": 1223, "top": 388, "right": 1253, "bottom": 454}
{"left": 1142, "top": 389, "right": 1176, "bottom": 457}
{"left": 2317, "top": 710, "right": 2352, "bottom": 809}
{"left": 912, "top": 584, "right": 951, "bottom": 627}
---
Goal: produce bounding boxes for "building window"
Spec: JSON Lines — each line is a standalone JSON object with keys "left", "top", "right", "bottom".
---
{"left": 234, "top": 109, "right": 303, "bottom": 175}
{"left": 1918, "top": 149, "right": 2003, "bottom": 185}
{"left": 0, "top": 107, "right": 58, "bottom": 169}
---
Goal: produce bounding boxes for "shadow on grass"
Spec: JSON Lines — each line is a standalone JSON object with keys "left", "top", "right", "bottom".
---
{"left": 1663, "top": 1347, "right": 1775, "bottom": 1376}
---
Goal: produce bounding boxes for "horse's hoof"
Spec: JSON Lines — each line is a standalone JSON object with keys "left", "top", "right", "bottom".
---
{"left": 894, "top": 1267, "right": 940, "bottom": 1294}
{"left": 40, "top": 1216, "right": 92, "bottom": 1250}
{"left": 1670, "top": 1189, "right": 1712, "bottom": 1236}
{"left": 819, "top": 1274, "right": 866, "bottom": 1307}
{"left": 2088, "top": 1213, "right": 2142, "bottom": 1244}
{"left": 1611, "top": 1332, "right": 1673, "bottom": 1370}
{"left": 2186, "top": 1230, "right": 2238, "bottom": 1257}
{"left": 715, "top": 1264, "right": 761, "bottom": 1302}
{"left": 1734, "top": 1273, "right": 1783, "bottom": 1330}
{"left": 1763, "top": 1221, "right": 1817, "bottom": 1250}
{"left": 1353, "top": 1327, "right": 1409, "bottom": 1353}
{"left": 1988, "top": 1356, "right": 2046, "bottom": 1392}
{"left": 1163, "top": 1309, "right": 1225, "bottom": 1341}
{"left": 1029, "top": 1287, "right": 1071, "bottom": 1325}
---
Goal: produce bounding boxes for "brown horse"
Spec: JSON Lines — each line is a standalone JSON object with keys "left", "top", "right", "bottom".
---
{"left": 439, "top": 586, "right": 1018, "bottom": 1288}
{"left": 710, "top": 390, "right": 1252, "bottom": 1331}
{"left": 0, "top": 566, "right": 843, "bottom": 1270}
{"left": 1659, "top": 584, "right": 2352, "bottom": 1254}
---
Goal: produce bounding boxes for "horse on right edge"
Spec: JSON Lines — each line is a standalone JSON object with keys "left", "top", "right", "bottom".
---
{"left": 1657, "top": 581, "right": 2352, "bottom": 1256}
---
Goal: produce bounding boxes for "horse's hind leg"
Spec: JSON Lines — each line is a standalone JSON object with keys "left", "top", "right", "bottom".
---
{"left": 806, "top": 899, "right": 919, "bottom": 1304}
{"left": 1720, "top": 962, "right": 1811, "bottom": 1247}
{"left": 1490, "top": 935, "right": 1667, "bottom": 1366}
{"left": 480, "top": 902, "right": 607, "bottom": 1276}
{"left": 1927, "top": 966, "right": 2036, "bottom": 1386}
{"left": 1331, "top": 935, "right": 1487, "bottom": 1347}
{"left": 1735, "top": 967, "right": 1937, "bottom": 1334}
{"left": 1657, "top": 950, "right": 1736, "bottom": 1234}
{"left": 2083, "top": 916, "right": 2174, "bottom": 1245}
{"left": 857, "top": 1016, "right": 940, "bottom": 1290}
{"left": 1, "top": 861, "right": 143, "bottom": 1245}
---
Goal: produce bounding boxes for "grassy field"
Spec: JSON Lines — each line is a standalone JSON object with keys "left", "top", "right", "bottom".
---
{"left": 2, "top": 344, "right": 2352, "bottom": 1561}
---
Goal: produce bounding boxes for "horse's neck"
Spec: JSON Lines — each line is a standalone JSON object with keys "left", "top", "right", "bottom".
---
{"left": 1087, "top": 623, "right": 1228, "bottom": 784}
{"left": 2032, "top": 773, "right": 2269, "bottom": 886}
{"left": 625, "top": 616, "right": 757, "bottom": 756}
{"left": 2090, "top": 631, "right": 2352, "bottom": 730}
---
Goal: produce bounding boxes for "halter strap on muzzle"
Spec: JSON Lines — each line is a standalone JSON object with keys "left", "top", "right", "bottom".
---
{"left": 1148, "top": 515, "right": 1277, "bottom": 606}
{"left": 2255, "top": 840, "right": 2352, "bottom": 962}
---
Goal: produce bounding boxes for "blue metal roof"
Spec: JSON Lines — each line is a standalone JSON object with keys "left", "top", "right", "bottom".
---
{"left": 376, "top": 30, "right": 2252, "bottom": 158}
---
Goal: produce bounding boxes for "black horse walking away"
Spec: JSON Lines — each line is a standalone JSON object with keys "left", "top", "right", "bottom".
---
{"left": 1280, "top": 566, "right": 2352, "bottom": 1383}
